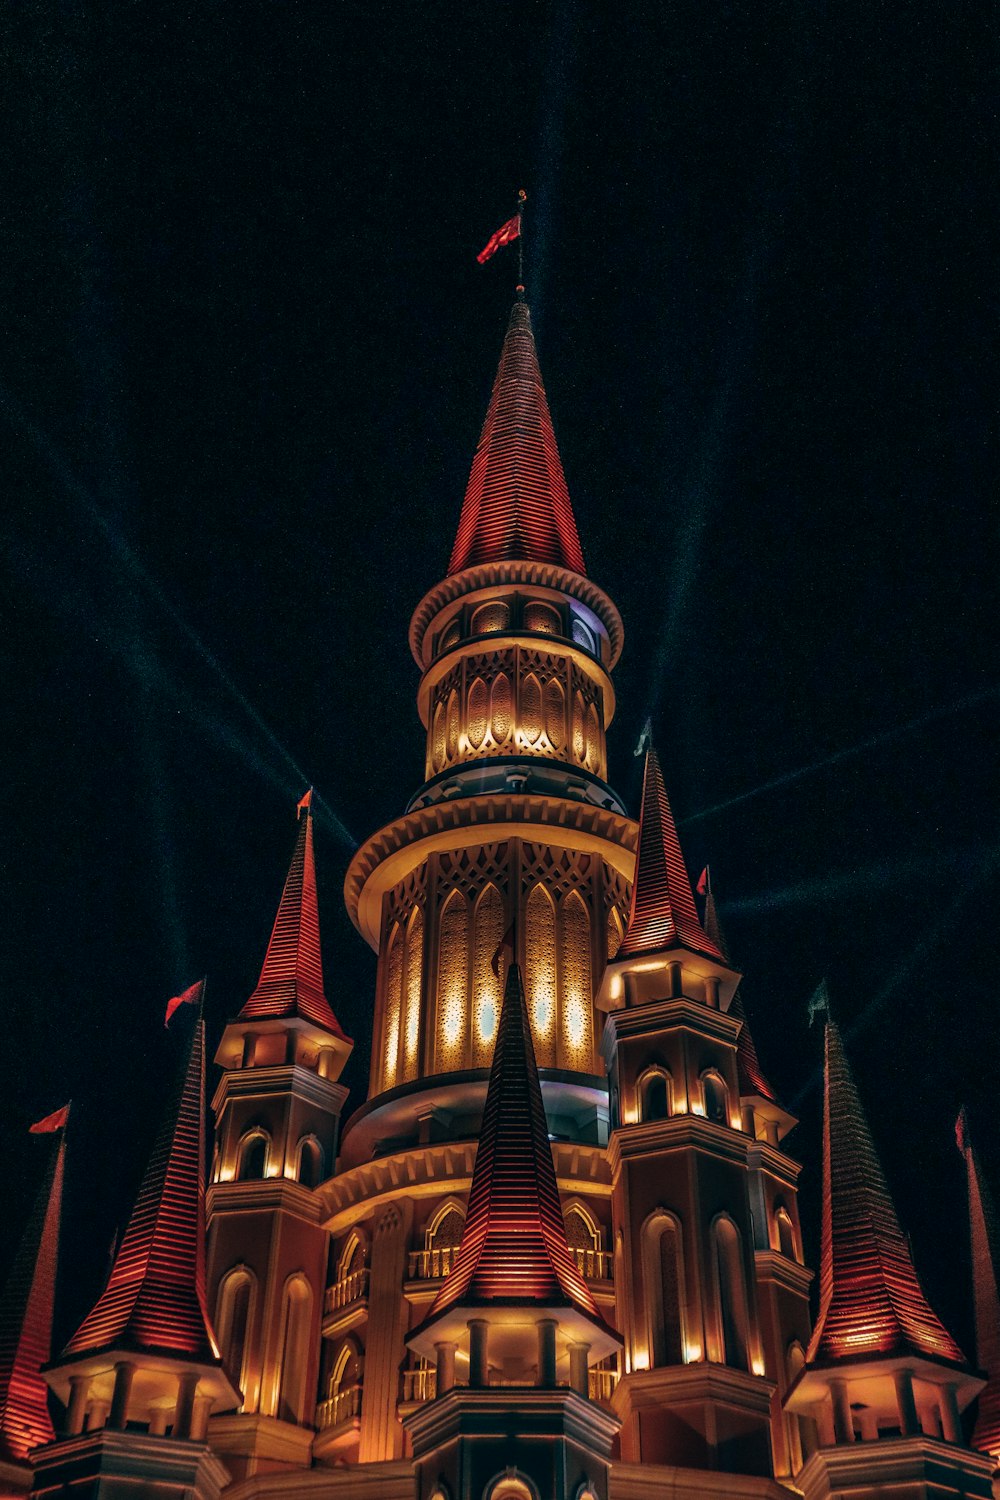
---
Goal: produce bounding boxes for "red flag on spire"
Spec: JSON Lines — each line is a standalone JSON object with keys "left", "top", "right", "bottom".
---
{"left": 297, "top": 787, "right": 313, "bottom": 817}
{"left": 164, "top": 980, "right": 203, "bottom": 1028}
{"left": 29, "top": 1104, "right": 70, "bottom": 1135}
{"left": 476, "top": 214, "right": 521, "bottom": 264}
{"left": 696, "top": 866, "right": 710, "bottom": 896}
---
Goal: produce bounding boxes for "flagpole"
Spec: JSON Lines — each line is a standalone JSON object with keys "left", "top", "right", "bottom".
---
{"left": 516, "top": 188, "right": 527, "bottom": 292}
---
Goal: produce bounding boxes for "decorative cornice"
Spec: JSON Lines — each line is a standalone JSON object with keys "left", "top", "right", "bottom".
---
{"left": 211, "top": 1064, "right": 348, "bottom": 1117}
{"left": 753, "top": 1249, "right": 815, "bottom": 1298}
{"left": 207, "top": 1178, "right": 325, "bottom": 1225}
{"left": 608, "top": 1115, "right": 753, "bottom": 1175}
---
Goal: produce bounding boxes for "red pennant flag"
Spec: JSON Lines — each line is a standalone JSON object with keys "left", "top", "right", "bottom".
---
{"left": 30, "top": 1103, "right": 70, "bottom": 1134}
{"left": 476, "top": 213, "right": 521, "bottom": 265}
{"left": 297, "top": 787, "right": 313, "bottom": 817}
{"left": 696, "top": 866, "right": 710, "bottom": 896}
{"left": 490, "top": 922, "right": 516, "bottom": 980}
{"left": 165, "top": 979, "right": 203, "bottom": 1028}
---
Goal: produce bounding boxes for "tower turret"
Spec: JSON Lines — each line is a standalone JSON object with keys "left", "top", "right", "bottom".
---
{"left": 207, "top": 796, "right": 352, "bottom": 1479}
{"left": 405, "top": 963, "right": 620, "bottom": 1500}
{"left": 785, "top": 1020, "right": 992, "bottom": 1499}
{"left": 0, "top": 1122, "right": 65, "bottom": 1496}
{"left": 33, "top": 1000, "right": 237, "bottom": 1500}
{"left": 956, "top": 1109, "right": 1000, "bottom": 1465}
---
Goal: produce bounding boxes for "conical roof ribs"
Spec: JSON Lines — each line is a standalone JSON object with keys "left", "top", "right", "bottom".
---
{"left": 617, "top": 749, "right": 723, "bottom": 963}
{"left": 0, "top": 1137, "right": 64, "bottom": 1460}
{"left": 808, "top": 1020, "right": 966, "bottom": 1367}
{"left": 430, "top": 964, "right": 600, "bottom": 1319}
{"left": 239, "top": 802, "right": 348, "bottom": 1038}
{"left": 64, "top": 1007, "right": 221, "bottom": 1364}
{"left": 957, "top": 1109, "right": 1000, "bottom": 1456}
{"left": 448, "top": 299, "right": 586, "bottom": 577}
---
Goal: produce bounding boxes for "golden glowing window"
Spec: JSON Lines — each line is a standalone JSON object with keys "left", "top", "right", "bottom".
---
{"left": 472, "top": 601, "right": 509, "bottom": 635}
{"left": 403, "top": 909, "right": 424, "bottom": 1080}
{"left": 383, "top": 924, "right": 402, "bottom": 1089}
{"left": 491, "top": 673, "right": 512, "bottom": 744}
{"left": 526, "top": 885, "right": 557, "bottom": 1067}
{"left": 437, "top": 892, "right": 468, "bottom": 1070}
{"left": 467, "top": 677, "right": 488, "bottom": 749}
{"left": 520, "top": 673, "right": 542, "bottom": 744}
{"left": 523, "top": 600, "right": 560, "bottom": 634}
{"left": 440, "top": 619, "right": 461, "bottom": 652}
{"left": 560, "top": 892, "right": 592, "bottom": 1067}
{"left": 472, "top": 885, "right": 504, "bottom": 1066}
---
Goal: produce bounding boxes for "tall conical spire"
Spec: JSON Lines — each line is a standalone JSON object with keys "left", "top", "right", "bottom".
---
{"left": 64, "top": 1003, "right": 220, "bottom": 1364}
{"left": 239, "top": 796, "right": 348, "bottom": 1039}
{"left": 617, "top": 748, "right": 723, "bottom": 963}
{"left": 956, "top": 1108, "right": 1000, "bottom": 1457}
{"left": 808, "top": 1019, "right": 966, "bottom": 1366}
{"left": 448, "top": 299, "right": 586, "bottom": 577}
{"left": 429, "top": 963, "right": 600, "bottom": 1320}
{"left": 0, "top": 1135, "right": 64, "bottom": 1461}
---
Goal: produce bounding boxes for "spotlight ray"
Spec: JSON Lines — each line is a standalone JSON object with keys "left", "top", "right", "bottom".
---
{"left": 721, "top": 844, "right": 999, "bottom": 917}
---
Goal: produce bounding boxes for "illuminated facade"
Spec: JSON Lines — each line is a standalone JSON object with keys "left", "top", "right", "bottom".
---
{"left": 2, "top": 295, "right": 999, "bottom": 1499}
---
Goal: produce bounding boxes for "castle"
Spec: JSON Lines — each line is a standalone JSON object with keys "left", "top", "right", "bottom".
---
{"left": 1, "top": 294, "right": 998, "bottom": 1500}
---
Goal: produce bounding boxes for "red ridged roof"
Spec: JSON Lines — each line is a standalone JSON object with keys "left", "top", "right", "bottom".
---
{"left": 808, "top": 1020, "right": 966, "bottom": 1367}
{"left": 0, "top": 1137, "right": 64, "bottom": 1460}
{"left": 957, "top": 1110, "right": 1000, "bottom": 1456}
{"left": 64, "top": 1010, "right": 220, "bottom": 1364}
{"left": 239, "top": 804, "right": 348, "bottom": 1039}
{"left": 617, "top": 749, "right": 723, "bottom": 963}
{"left": 430, "top": 964, "right": 601, "bottom": 1318}
{"left": 447, "top": 299, "right": 586, "bottom": 577}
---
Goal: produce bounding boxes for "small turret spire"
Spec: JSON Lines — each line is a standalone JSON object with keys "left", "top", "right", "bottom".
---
{"left": 448, "top": 299, "right": 586, "bottom": 577}
{"left": 429, "top": 963, "right": 603, "bottom": 1321}
{"left": 699, "top": 870, "right": 777, "bottom": 1104}
{"left": 809, "top": 1019, "right": 965, "bottom": 1366}
{"left": 617, "top": 747, "right": 723, "bottom": 963}
{"left": 0, "top": 1131, "right": 65, "bottom": 1461}
{"left": 64, "top": 999, "right": 221, "bottom": 1365}
{"left": 239, "top": 794, "right": 348, "bottom": 1039}
{"left": 956, "top": 1108, "right": 1000, "bottom": 1458}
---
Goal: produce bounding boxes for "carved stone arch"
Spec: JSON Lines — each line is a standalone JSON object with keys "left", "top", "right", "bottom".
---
{"left": 773, "top": 1201, "right": 797, "bottom": 1260}
{"left": 402, "top": 905, "right": 424, "bottom": 1081}
{"left": 641, "top": 1209, "right": 686, "bottom": 1368}
{"left": 572, "top": 690, "right": 586, "bottom": 762}
{"left": 216, "top": 1264, "right": 257, "bottom": 1401}
{"left": 584, "top": 699, "right": 602, "bottom": 771}
{"left": 637, "top": 1064, "right": 673, "bottom": 1122}
{"left": 710, "top": 1213, "right": 751, "bottom": 1370}
{"left": 544, "top": 677, "right": 565, "bottom": 748}
{"left": 425, "top": 1197, "right": 465, "bottom": 1276}
{"left": 472, "top": 883, "right": 504, "bottom": 1065}
{"left": 467, "top": 675, "right": 489, "bottom": 749}
{"left": 382, "top": 920, "right": 403, "bottom": 1089}
{"left": 559, "top": 889, "right": 592, "bottom": 1068}
{"left": 700, "top": 1067, "right": 731, "bottom": 1125}
{"left": 275, "top": 1273, "right": 313, "bottom": 1425}
{"left": 525, "top": 883, "right": 557, "bottom": 1067}
{"left": 483, "top": 1470, "right": 539, "bottom": 1500}
{"left": 431, "top": 700, "right": 446, "bottom": 773}
{"left": 236, "top": 1128, "right": 270, "bottom": 1181}
{"left": 520, "top": 671, "right": 543, "bottom": 745}
{"left": 327, "top": 1335, "right": 363, "bottom": 1424}
{"left": 562, "top": 1199, "right": 601, "bottom": 1278}
{"left": 490, "top": 671, "right": 513, "bottom": 745}
{"left": 294, "top": 1133, "right": 324, "bottom": 1189}
{"left": 337, "top": 1228, "right": 367, "bottom": 1278}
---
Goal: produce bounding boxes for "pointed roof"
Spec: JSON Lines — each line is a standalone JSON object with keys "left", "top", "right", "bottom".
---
{"left": 448, "top": 298, "right": 586, "bottom": 577}
{"left": 239, "top": 799, "right": 348, "bottom": 1039}
{"left": 957, "top": 1109, "right": 1000, "bottom": 1456}
{"left": 429, "top": 964, "right": 601, "bottom": 1319}
{"left": 617, "top": 749, "right": 724, "bottom": 963}
{"left": 0, "top": 1137, "right": 64, "bottom": 1460}
{"left": 808, "top": 1019, "right": 966, "bottom": 1368}
{"left": 64, "top": 1008, "right": 221, "bottom": 1365}
{"left": 701, "top": 880, "right": 777, "bottom": 1103}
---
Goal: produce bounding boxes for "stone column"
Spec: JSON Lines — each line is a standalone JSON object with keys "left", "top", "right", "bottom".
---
{"left": 469, "top": 1320, "right": 489, "bottom": 1388}
{"left": 893, "top": 1369, "right": 918, "bottom": 1437}
{"left": 435, "top": 1341, "right": 456, "bottom": 1395}
{"left": 66, "top": 1375, "right": 90, "bottom": 1436}
{"left": 830, "top": 1378, "right": 853, "bottom": 1444}
{"left": 568, "top": 1342, "right": 590, "bottom": 1397}
{"left": 174, "top": 1372, "right": 201, "bottom": 1439}
{"left": 940, "top": 1383, "right": 962, "bottom": 1443}
{"left": 537, "top": 1319, "right": 558, "bottom": 1388}
{"left": 108, "top": 1362, "right": 135, "bottom": 1430}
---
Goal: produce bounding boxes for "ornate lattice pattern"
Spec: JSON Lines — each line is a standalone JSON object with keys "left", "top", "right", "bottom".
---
{"left": 402, "top": 910, "right": 423, "bottom": 1080}
{"left": 383, "top": 925, "right": 402, "bottom": 1089}
{"left": 526, "top": 885, "right": 557, "bottom": 1066}
{"left": 472, "top": 885, "right": 504, "bottom": 1066}
{"left": 561, "top": 892, "right": 592, "bottom": 1066}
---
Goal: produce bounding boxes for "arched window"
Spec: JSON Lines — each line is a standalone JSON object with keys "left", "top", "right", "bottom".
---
{"left": 642, "top": 1212, "right": 686, "bottom": 1367}
{"left": 295, "top": 1136, "right": 324, "bottom": 1189}
{"left": 237, "top": 1131, "right": 269, "bottom": 1181}
{"left": 216, "top": 1267, "right": 256, "bottom": 1397}
{"left": 437, "top": 890, "right": 468, "bottom": 1070}
{"left": 702, "top": 1070, "right": 729, "bottom": 1124}
{"left": 712, "top": 1216, "right": 750, "bottom": 1370}
{"left": 426, "top": 1201, "right": 465, "bottom": 1276}
{"left": 485, "top": 1475, "right": 536, "bottom": 1500}
{"left": 639, "top": 1068, "right": 672, "bottom": 1122}
{"left": 337, "top": 1231, "right": 365, "bottom": 1280}
{"left": 327, "top": 1339, "right": 362, "bottom": 1426}
{"left": 563, "top": 1203, "right": 601, "bottom": 1279}
{"left": 523, "top": 600, "right": 560, "bottom": 635}
{"left": 275, "top": 1275, "right": 313, "bottom": 1425}
{"left": 472, "top": 601, "right": 510, "bottom": 636}
{"left": 775, "top": 1205, "right": 796, "bottom": 1261}
{"left": 571, "top": 617, "right": 596, "bottom": 655}
{"left": 520, "top": 672, "right": 543, "bottom": 744}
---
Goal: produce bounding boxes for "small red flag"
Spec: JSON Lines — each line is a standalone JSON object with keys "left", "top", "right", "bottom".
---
{"left": 490, "top": 922, "right": 516, "bottom": 980}
{"left": 165, "top": 979, "right": 203, "bottom": 1028}
{"left": 696, "top": 867, "right": 710, "bottom": 896}
{"left": 297, "top": 787, "right": 313, "bottom": 817}
{"left": 30, "top": 1103, "right": 70, "bottom": 1135}
{"left": 477, "top": 213, "right": 521, "bottom": 265}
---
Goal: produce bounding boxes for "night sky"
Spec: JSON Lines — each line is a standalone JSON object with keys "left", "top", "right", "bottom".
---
{"left": 3, "top": 1, "right": 995, "bottom": 1358}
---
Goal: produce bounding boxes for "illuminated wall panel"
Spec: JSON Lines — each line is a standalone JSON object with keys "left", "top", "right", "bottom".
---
{"left": 572, "top": 691, "right": 585, "bottom": 763}
{"left": 545, "top": 678, "right": 565, "bottom": 747}
{"left": 560, "top": 891, "right": 592, "bottom": 1069}
{"left": 472, "top": 885, "right": 504, "bottom": 1066}
{"left": 436, "top": 891, "right": 468, "bottom": 1070}
{"left": 521, "top": 672, "right": 542, "bottom": 743}
{"left": 467, "top": 676, "right": 488, "bottom": 748}
{"left": 491, "top": 672, "right": 512, "bottom": 744}
{"left": 526, "top": 884, "right": 557, "bottom": 1066}
{"left": 402, "top": 910, "right": 423, "bottom": 1080}
{"left": 383, "top": 924, "right": 402, "bottom": 1089}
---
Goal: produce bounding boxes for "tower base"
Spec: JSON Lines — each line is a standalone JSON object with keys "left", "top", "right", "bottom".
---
{"left": 29, "top": 1429, "right": 230, "bottom": 1500}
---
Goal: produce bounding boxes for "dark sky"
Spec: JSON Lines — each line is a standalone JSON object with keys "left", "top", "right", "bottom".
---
{"left": 3, "top": 1, "right": 995, "bottom": 1355}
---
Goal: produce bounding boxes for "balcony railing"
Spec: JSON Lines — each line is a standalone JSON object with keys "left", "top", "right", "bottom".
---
{"left": 401, "top": 1367, "right": 437, "bottom": 1403}
{"left": 324, "top": 1268, "right": 369, "bottom": 1314}
{"left": 588, "top": 1367, "right": 618, "bottom": 1402}
{"left": 316, "top": 1384, "right": 362, "bottom": 1430}
{"left": 408, "top": 1246, "right": 457, "bottom": 1280}
{"left": 570, "top": 1247, "right": 613, "bottom": 1281}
